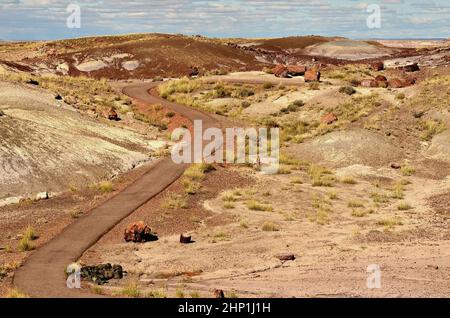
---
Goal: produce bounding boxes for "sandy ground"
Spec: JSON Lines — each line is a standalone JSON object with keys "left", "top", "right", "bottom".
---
{"left": 81, "top": 164, "right": 450, "bottom": 298}
{"left": 77, "top": 67, "right": 450, "bottom": 298}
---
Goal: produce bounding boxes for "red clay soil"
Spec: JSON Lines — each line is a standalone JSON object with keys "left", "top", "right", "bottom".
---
{"left": 12, "top": 82, "right": 218, "bottom": 298}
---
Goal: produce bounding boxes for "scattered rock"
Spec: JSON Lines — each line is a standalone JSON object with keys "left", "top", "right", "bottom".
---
{"left": 369, "top": 61, "right": 384, "bottom": 71}
{"left": 124, "top": 221, "right": 158, "bottom": 242}
{"left": 374, "top": 75, "right": 388, "bottom": 88}
{"left": 390, "top": 163, "right": 402, "bottom": 169}
{"left": 26, "top": 79, "right": 39, "bottom": 86}
{"left": 35, "top": 192, "right": 49, "bottom": 200}
{"left": 213, "top": 289, "right": 225, "bottom": 298}
{"left": 276, "top": 253, "right": 296, "bottom": 261}
{"left": 321, "top": 112, "right": 338, "bottom": 125}
{"left": 397, "top": 63, "right": 420, "bottom": 72}
{"left": 287, "top": 65, "right": 306, "bottom": 76}
{"left": 107, "top": 108, "right": 119, "bottom": 121}
{"left": 272, "top": 64, "right": 289, "bottom": 78}
{"left": 0, "top": 110, "right": 4, "bottom": 117}
{"left": 80, "top": 263, "right": 123, "bottom": 285}
{"left": 188, "top": 66, "right": 199, "bottom": 77}
{"left": 180, "top": 234, "right": 192, "bottom": 244}
{"left": 389, "top": 78, "right": 415, "bottom": 88}
{"left": 413, "top": 111, "right": 425, "bottom": 118}
{"left": 360, "top": 79, "right": 378, "bottom": 88}
{"left": 304, "top": 69, "right": 321, "bottom": 82}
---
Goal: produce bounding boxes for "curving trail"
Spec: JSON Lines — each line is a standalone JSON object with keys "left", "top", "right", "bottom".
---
{"left": 13, "top": 82, "right": 219, "bottom": 297}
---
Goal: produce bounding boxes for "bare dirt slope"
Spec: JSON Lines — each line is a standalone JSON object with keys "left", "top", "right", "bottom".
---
{"left": 0, "top": 81, "right": 162, "bottom": 203}
{"left": 303, "top": 40, "right": 394, "bottom": 60}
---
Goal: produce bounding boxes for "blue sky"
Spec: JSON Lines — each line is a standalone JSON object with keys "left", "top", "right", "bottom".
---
{"left": 0, "top": 0, "right": 449, "bottom": 40}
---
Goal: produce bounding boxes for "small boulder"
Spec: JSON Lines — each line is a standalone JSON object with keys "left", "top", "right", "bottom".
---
{"left": 0, "top": 110, "right": 5, "bottom": 117}
{"left": 189, "top": 66, "right": 199, "bottom": 77}
{"left": 388, "top": 78, "right": 415, "bottom": 88}
{"left": 374, "top": 75, "right": 388, "bottom": 88}
{"left": 276, "top": 253, "right": 296, "bottom": 261}
{"left": 287, "top": 65, "right": 306, "bottom": 76}
{"left": 180, "top": 234, "right": 192, "bottom": 244}
{"left": 26, "top": 79, "right": 39, "bottom": 86}
{"left": 213, "top": 289, "right": 225, "bottom": 298}
{"left": 55, "top": 94, "right": 63, "bottom": 100}
{"left": 36, "top": 192, "right": 49, "bottom": 200}
{"left": 390, "top": 163, "right": 401, "bottom": 169}
{"left": 360, "top": 79, "right": 378, "bottom": 88}
{"left": 124, "top": 221, "right": 158, "bottom": 243}
{"left": 107, "top": 108, "right": 119, "bottom": 121}
{"left": 272, "top": 64, "right": 289, "bottom": 78}
{"left": 369, "top": 61, "right": 384, "bottom": 71}
{"left": 321, "top": 112, "right": 338, "bottom": 125}
{"left": 397, "top": 63, "right": 420, "bottom": 72}
{"left": 304, "top": 69, "right": 321, "bottom": 82}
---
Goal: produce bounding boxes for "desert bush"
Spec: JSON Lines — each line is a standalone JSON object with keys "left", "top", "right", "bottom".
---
{"left": 339, "top": 86, "right": 356, "bottom": 95}
{"left": 397, "top": 202, "right": 413, "bottom": 210}
{"left": 162, "top": 193, "right": 188, "bottom": 209}
{"left": 327, "top": 191, "right": 338, "bottom": 200}
{"left": 182, "top": 178, "right": 201, "bottom": 195}
{"left": 391, "top": 181, "right": 405, "bottom": 199}
{"left": 232, "top": 86, "right": 254, "bottom": 98}
{"left": 347, "top": 200, "right": 364, "bottom": 208}
{"left": 70, "top": 208, "right": 82, "bottom": 219}
{"left": 190, "top": 292, "right": 200, "bottom": 298}
{"left": 246, "top": 200, "right": 273, "bottom": 212}
{"left": 23, "top": 226, "right": 37, "bottom": 241}
{"left": 351, "top": 209, "right": 368, "bottom": 217}
{"left": 377, "top": 218, "right": 402, "bottom": 230}
{"left": 370, "top": 192, "right": 390, "bottom": 204}
{"left": 308, "top": 165, "right": 334, "bottom": 187}
{"left": 146, "top": 289, "right": 167, "bottom": 298}
{"left": 121, "top": 282, "right": 141, "bottom": 298}
{"left": 241, "top": 101, "right": 251, "bottom": 108}
{"left": 97, "top": 181, "right": 113, "bottom": 193}
{"left": 221, "top": 191, "right": 238, "bottom": 202}
{"left": 239, "top": 220, "right": 249, "bottom": 228}
{"left": 5, "top": 288, "right": 28, "bottom": 298}
{"left": 223, "top": 202, "right": 235, "bottom": 209}
{"left": 263, "top": 82, "right": 273, "bottom": 89}
{"left": 262, "top": 222, "right": 280, "bottom": 231}
{"left": 341, "top": 177, "right": 357, "bottom": 184}
{"left": 401, "top": 166, "right": 415, "bottom": 176}
{"left": 175, "top": 289, "right": 185, "bottom": 298}
{"left": 166, "top": 111, "right": 175, "bottom": 118}
{"left": 18, "top": 236, "right": 34, "bottom": 252}
{"left": 158, "top": 78, "right": 200, "bottom": 99}
{"left": 420, "top": 119, "right": 446, "bottom": 141}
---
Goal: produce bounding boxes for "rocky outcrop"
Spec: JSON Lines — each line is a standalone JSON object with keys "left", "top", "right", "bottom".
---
{"left": 388, "top": 78, "right": 416, "bottom": 88}
{"left": 304, "top": 69, "right": 321, "bottom": 82}
{"left": 287, "top": 65, "right": 306, "bottom": 76}
{"left": 189, "top": 66, "right": 199, "bottom": 77}
{"left": 272, "top": 64, "right": 289, "bottom": 78}
{"left": 397, "top": 63, "right": 420, "bottom": 72}
{"left": 360, "top": 79, "right": 378, "bottom": 88}
{"left": 369, "top": 61, "right": 384, "bottom": 71}
{"left": 124, "top": 221, "right": 158, "bottom": 242}
{"left": 321, "top": 113, "right": 338, "bottom": 125}
{"left": 374, "top": 75, "right": 388, "bottom": 88}
{"left": 80, "top": 263, "right": 123, "bottom": 285}
{"left": 107, "top": 108, "right": 119, "bottom": 121}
